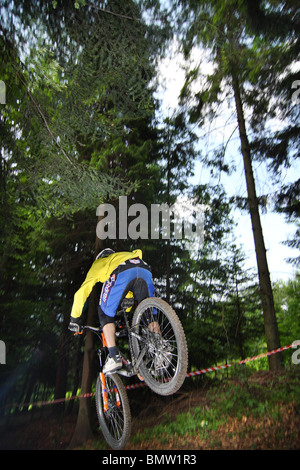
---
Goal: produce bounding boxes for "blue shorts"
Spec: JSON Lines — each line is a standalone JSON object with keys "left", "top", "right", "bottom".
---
{"left": 99, "top": 260, "right": 155, "bottom": 319}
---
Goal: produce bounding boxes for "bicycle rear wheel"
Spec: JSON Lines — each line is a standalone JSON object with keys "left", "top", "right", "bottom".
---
{"left": 132, "top": 297, "right": 188, "bottom": 396}
{"left": 95, "top": 373, "right": 131, "bottom": 450}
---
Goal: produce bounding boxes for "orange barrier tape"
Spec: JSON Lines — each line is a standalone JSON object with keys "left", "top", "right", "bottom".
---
{"left": 2, "top": 343, "right": 296, "bottom": 409}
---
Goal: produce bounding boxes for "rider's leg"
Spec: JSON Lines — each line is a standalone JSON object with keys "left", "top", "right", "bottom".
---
{"left": 102, "top": 322, "right": 117, "bottom": 349}
{"left": 148, "top": 321, "right": 161, "bottom": 334}
{"left": 131, "top": 275, "right": 160, "bottom": 333}
{"left": 98, "top": 271, "right": 126, "bottom": 360}
{"left": 99, "top": 264, "right": 157, "bottom": 372}
{"left": 98, "top": 312, "right": 119, "bottom": 354}
{"left": 98, "top": 311, "right": 122, "bottom": 373}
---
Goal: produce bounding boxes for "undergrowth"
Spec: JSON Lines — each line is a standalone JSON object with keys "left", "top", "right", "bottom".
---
{"left": 130, "top": 366, "right": 300, "bottom": 448}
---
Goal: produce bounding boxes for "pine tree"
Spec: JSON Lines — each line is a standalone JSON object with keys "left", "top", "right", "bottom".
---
{"left": 172, "top": 0, "right": 298, "bottom": 370}
{"left": 0, "top": 0, "right": 168, "bottom": 437}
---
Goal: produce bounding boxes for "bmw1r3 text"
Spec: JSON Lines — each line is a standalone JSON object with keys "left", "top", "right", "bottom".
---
{"left": 146, "top": 454, "right": 197, "bottom": 465}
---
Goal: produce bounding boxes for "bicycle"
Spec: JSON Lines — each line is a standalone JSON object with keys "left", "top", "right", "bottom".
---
{"left": 74, "top": 296, "right": 188, "bottom": 450}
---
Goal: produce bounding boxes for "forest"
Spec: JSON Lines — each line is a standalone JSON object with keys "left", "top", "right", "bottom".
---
{"left": 0, "top": 0, "right": 299, "bottom": 450}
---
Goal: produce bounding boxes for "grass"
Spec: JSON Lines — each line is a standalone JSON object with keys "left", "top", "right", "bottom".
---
{"left": 130, "top": 405, "right": 225, "bottom": 446}
{"left": 4, "top": 366, "right": 298, "bottom": 450}
{"left": 128, "top": 366, "right": 300, "bottom": 449}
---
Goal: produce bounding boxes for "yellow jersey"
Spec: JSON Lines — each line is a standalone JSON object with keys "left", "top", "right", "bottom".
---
{"left": 70, "top": 249, "right": 142, "bottom": 319}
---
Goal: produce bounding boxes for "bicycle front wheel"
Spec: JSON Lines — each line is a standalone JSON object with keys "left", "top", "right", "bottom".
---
{"left": 132, "top": 297, "right": 188, "bottom": 396}
{"left": 95, "top": 373, "right": 131, "bottom": 450}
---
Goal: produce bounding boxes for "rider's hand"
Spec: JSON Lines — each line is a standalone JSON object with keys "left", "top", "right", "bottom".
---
{"left": 68, "top": 317, "right": 81, "bottom": 333}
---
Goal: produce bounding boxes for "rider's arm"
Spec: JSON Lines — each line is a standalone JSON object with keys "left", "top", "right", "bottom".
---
{"left": 68, "top": 263, "right": 100, "bottom": 332}
{"left": 68, "top": 298, "right": 89, "bottom": 332}
{"left": 70, "top": 278, "right": 95, "bottom": 319}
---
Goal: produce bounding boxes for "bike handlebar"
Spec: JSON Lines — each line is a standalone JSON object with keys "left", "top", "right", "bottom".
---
{"left": 74, "top": 325, "right": 101, "bottom": 336}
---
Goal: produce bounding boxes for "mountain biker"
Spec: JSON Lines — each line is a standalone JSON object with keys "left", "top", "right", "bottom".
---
{"left": 68, "top": 248, "right": 155, "bottom": 374}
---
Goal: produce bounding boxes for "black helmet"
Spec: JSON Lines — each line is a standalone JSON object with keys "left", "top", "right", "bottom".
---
{"left": 96, "top": 248, "right": 115, "bottom": 260}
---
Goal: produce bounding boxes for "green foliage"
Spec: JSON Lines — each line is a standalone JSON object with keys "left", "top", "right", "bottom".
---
{"left": 131, "top": 367, "right": 300, "bottom": 447}
{"left": 0, "top": 0, "right": 299, "bottom": 425}
{"left": 274, "top": 277, "right": 300, "bottom": 352}
{"left": 176, "top": 0, "right": 299, "bottom": 255}
{"left": 0, "top": 0, "right": 163, "bottom": 414}
{"left": 212, "top": 366, "right": 300, "bottom": 415}
{"left": 1, "top": 0, "right": 159, "bottom": 220}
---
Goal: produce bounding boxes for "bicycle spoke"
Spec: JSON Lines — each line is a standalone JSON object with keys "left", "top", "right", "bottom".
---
{"left": 104, "top": 377, "right": 124, "bottom": 439}
{"left": 132, "top": 297, "right": 188, "bottom": 396}
{"left": 134, "top": 305, "right": 181, "bottom": 384}
{"left": 96, "top": 374, "right": 131, "bottom": 449}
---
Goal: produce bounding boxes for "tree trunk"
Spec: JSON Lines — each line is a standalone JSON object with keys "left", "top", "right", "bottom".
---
{"left": 68, "top": 282, "right": 101, "bottom": 448}
{"left": 68, "top": 235, "right": 103, "bottom": 449}
{"left": 54, "top": 310, "right": 70, "bottom": 414}
{"left": 231, "top": 73, "right": 283, "bottom": 370}
{"left": 166, "top": 149, "right": 171, "bottom": 303}
{"left": 166, "top": 239, "right": 171, "bottom": 303}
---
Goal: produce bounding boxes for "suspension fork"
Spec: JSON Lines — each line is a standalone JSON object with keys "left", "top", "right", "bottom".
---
{"left": 98, "top": 332, "right": 110, "bottom": 412}
{"left": 99, "top": 372, "right": 109, "bottom": 412}
{"left": 99, "top": 371, "right": 121, "bottom": 410}
{"left": 98, "top": 334, "right": 122, "bottom": 410}
{"left": 114, "top": 385, "right": 121, "bottom": 407}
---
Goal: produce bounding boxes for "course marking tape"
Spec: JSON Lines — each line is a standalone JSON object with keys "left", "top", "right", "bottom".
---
{"left": 186, "top": 344, "right": 294, "bottom": 378}
{"left": 2, "top": 343, "right": 295, "bottom": 409}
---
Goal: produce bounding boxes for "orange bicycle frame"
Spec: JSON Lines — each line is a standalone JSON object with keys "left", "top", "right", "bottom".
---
{"left": 114, "top": 385, "right": 121, "bottom": 407}
{"left": 100, "top": 372, "right": 109, "bottom": 412}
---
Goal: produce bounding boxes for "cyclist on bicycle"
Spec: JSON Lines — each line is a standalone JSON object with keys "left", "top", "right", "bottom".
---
{"left": 68, "top": 248, "right": 155, "bottom": 374}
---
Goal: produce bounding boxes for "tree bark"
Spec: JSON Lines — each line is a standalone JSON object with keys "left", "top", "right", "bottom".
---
{"left": 67, "top": 291, "right": 98, "bottom": 448}
{"left": 54, "top": 310, "right": 70, "bottom": 414}
{"left": 231, "top": 73, "right": 283, "bottom": 370}
{"left": 68, "top": 235, "right": 103, "bottom": 448}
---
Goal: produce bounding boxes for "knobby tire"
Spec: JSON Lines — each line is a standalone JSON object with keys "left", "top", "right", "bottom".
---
{"left": 132, "top": 297, "right": 188, "bottom": 396}
{"left": 95, "top": 373, "right": 131, "bottom": 450}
